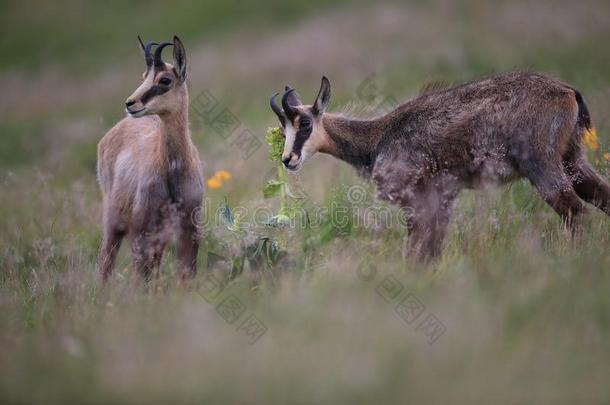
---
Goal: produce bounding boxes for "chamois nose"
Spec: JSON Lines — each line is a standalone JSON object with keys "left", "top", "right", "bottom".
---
{"left": 282, "top": 156, "right": 292, "bottom": 167}
{"left": 125, "top": 99, "right": 136, "bottom": 108}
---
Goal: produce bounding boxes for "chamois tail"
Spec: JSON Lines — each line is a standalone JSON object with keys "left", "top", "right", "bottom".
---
{"left": 573, "top": 88, "right": 591, "bottom": 130}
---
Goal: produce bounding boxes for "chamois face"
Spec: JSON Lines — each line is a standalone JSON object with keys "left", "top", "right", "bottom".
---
{"left": 270, "top": 76, "right": 332, "bottom": 171}
{"left": 125, "top": 36, "right": 188, "bottom": 118}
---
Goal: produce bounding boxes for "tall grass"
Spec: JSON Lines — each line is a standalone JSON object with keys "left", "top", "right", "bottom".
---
{"left": 1, "top": 0, "right": 610, "bottom": 403}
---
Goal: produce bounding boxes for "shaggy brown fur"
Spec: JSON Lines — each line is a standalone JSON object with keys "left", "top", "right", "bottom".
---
{"left": 270, "top": 73, "right": 610, "bottom": 261}
{"left": 97, "top": 36, "right": 203, "bottom": 281}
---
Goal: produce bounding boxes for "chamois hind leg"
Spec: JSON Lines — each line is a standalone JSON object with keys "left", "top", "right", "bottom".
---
{"left": 565, "top": 156, "right": 610, "bottom": 216}
{"left": 522, "top": 158, "right": 586, "bottom": 235}
{"left": 98, "top": 226, "right": 125, "bottom": 282}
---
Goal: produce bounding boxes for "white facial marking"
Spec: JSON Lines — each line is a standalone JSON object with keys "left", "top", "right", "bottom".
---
{"left": 281, "top": 116, "right": 325, "bottom": 171}
{"left": 126, "top": 70, "right": 156, "bottom": 116}
{"left": 282, "top": 121, "right": 297, "bottom": 161}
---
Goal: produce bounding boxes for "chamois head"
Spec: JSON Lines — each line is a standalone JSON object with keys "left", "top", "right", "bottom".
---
{"left": 125, "top": 35, "right": 188, "bottom": 118}
{"left": 270, "top": 76, "right": 332, "bottom": 171}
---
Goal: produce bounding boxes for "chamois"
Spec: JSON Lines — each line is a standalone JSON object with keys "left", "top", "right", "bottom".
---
{"left": 97, "top": 36, "right": 204, "bottom": 281}
{"left": 270, "top": 74, "right": 610, "bottom": 261}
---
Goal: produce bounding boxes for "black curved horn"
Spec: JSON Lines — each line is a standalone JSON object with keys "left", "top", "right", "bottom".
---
{"left": 282, "top": 88, "right": 298, "bottom": 120}
{"left": 138, "top": 36, "right": 157, "bottom": 67}
{"left": 145, "top": 42, "right": 157, "bottom": 67}
{"left": 154, "top": 41, "right": 173, "bottom": 68}
{"left": 270, "top": 93, "right": 286, "bottom": 126}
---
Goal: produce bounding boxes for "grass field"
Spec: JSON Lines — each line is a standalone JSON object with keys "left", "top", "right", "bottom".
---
{"left": 2, "top": 0, "right": 610, "bottom": 403}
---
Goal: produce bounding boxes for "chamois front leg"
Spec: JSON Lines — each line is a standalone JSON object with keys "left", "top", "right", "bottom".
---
{"left": 177, "top": 221, "right": 199, "bottom": 280}
{"left": 131, "top": 232, "right": 167, "bottom": 283}
{"left": 373, "top": 154, "right": 459, "bottom": 262}
{"left": 98, "top": 227, "right": 125, "bottom": 282}
{"left": 401, "top": 178, "right": 459, "bottom": 262}
{"left": 98, "top": 204, "right": 126, "bottom": 281}
{"left": 176, "top": 181, "right": 203, "bottom": 280}
{"left": 130, "top": 196, "right": 170, "bottom": 282}
{"left": 176, "top": 178, "right": 203, "bottom": 280}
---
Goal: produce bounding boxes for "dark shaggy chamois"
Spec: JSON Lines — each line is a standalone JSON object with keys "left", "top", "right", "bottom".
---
{"left": 97, "top": 36, "right": 204, "bottom": 281}
{"left": 270, "top": 73, "right": 610, "bottom": 260}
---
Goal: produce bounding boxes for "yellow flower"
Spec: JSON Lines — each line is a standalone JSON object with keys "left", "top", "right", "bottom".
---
{"left": 604, "top": 152, "right": 610, "bottom": 162}
{"left": 206, "top": 169, "right": 232, "bottom": 189}
{"left": 215, "top": 170, "right": 232, "bottom": 181}
{"left": 583, "top": 127, "right": 599, "bottom": 151}
{"left": 207, "top": 177, "right": 222, "bottom": 189}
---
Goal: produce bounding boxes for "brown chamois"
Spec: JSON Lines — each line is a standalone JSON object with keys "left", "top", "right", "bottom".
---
{"left": 97, "top": 36, "right": 203, "bottom": 281}
{"left": 270, "top": 73, "right": 610, "bottom": 261}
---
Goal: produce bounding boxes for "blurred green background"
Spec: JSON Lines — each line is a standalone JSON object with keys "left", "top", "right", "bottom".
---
{"left": 1, "top": 0, "right": 610, "bottom": 403}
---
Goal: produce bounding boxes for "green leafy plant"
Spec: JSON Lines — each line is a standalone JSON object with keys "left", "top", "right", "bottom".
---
{"left": 263, "top": 127, "right": 291, "bottom": 226}
{"left": 210, "top": 198, "right": 283, "bottom": 278}
{"left": 263, "top": 127, "right": 314, "bottom": 229}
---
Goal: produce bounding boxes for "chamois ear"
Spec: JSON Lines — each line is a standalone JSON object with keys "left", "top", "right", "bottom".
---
{"left": 284, "top": 85, "right": 302, "bottom": 107}
{"left": 173, "top": 35, "right": 187, "bottom": 83}
{"left": 312, "top": 76, "right": 331, "bottom": 115}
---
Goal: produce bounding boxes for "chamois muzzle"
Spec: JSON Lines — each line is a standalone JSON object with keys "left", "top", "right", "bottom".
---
{"left": 282, "top": 154, "right": 300, "bottom": 171}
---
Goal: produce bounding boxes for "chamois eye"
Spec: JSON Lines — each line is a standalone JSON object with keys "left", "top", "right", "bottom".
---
{"left": 159, "top": 77, "right": 172, "bottom": 86}
{"left": 300, "top": 119, "right": 312, "bottom": 128}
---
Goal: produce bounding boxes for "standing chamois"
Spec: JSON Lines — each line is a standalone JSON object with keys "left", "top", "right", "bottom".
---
{"left": 270, "top": 73, "right": 610, "bottom": 261}
{"left": 97, "top": 36, "right": 204, "bottom": 281}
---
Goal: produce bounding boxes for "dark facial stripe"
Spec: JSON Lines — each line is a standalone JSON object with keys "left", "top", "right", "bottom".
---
{"left": 141, "top": 84, "right": 170, "bottom": 105}
{"left": 292, "top": 125, "right": 312, "bottom": 157}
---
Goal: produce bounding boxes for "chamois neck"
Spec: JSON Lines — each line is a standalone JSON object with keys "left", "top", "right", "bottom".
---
{"left": 158, "top": 96, "right": 191, "bottom": 161}
{"left": 322, "top": 114, "right": 384, "bottom": 175}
